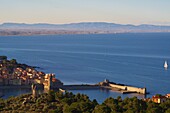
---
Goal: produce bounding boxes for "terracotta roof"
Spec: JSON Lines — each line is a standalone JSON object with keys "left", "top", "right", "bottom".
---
{"left": 152, "top": 95, "right": 166, "bottom": 99}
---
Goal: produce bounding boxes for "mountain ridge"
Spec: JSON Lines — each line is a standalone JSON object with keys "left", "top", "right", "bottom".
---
{"left": 1, "top": 22, "right": 170, "bottom": 27}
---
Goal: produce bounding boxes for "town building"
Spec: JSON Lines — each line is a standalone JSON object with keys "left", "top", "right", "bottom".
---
{"left": 152, "top": 95, "right": 167, "bottom": 103}
{"left": 43, "top": 73, "right": 63, "bottom": 91}
{"left": 166, "top": 94, "right": 170, "bottom": 98}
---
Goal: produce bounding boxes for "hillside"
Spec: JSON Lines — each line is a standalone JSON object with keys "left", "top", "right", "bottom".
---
{"left": 0, "top": 90, "right": 170, "bottom": 113}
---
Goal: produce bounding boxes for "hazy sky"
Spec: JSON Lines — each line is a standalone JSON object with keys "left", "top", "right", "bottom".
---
{"left": 0, "top": 0, "right": 170, "bottom": 25}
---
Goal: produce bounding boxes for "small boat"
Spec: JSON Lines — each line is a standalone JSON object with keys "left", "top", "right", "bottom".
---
{"left": 164, "top": 61, "right": 168, "bottom": 69}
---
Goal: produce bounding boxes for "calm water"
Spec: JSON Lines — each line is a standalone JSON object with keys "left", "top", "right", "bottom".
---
{"left": 0, "top": 33, "right": 170, "bottom": 103}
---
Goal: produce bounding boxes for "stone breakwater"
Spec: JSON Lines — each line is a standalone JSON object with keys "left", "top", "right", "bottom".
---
{"left": 98, "top": 79, "right": 147, "bottom": 95}
{"left": 59, "top": 80, "right": 147, "bottom": 95}
{"left": 62, "top": 85, "right": 100, "bottom": 90}
{"left": 108, "top": 83, "right": 146, "bottom": 94}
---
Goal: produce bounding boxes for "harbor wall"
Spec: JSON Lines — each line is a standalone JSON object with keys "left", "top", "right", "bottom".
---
{"left": 62, "top": 85, "right": 100, "bottom": 90}
{"left": 127, "top": 86, "right": 146, "bottom": 94}
{"left": 109, "top": 84, "right": 126, "bottom": 90}
{"left": 109, "top": 83, "right": 146, "bottom": 94}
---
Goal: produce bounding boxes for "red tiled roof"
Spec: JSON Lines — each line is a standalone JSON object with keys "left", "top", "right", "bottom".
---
{"left": 152, "top": 95, "right": 166, "bottom": 99}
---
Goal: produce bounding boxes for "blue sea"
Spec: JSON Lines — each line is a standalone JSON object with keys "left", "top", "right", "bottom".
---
{"left": 0, "top": 33, "right": 170, "bottom": 103}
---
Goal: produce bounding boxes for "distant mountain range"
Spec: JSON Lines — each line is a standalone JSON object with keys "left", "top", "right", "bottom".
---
{"left": 0, "top": 22, "right": 170, "bottom": 36}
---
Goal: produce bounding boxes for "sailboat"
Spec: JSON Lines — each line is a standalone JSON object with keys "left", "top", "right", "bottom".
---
{"left": 164, "top": 61, "right": 168, "bottom": 69}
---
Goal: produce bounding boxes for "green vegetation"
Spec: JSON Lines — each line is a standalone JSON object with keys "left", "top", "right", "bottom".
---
{"left": 0, "top": 91, "right": 170, "bottom": 113}
{"left": 0, "top": 56, "right": 7, "bottom": 60}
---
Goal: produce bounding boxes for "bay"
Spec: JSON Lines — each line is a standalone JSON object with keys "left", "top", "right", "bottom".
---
{"left": 0, "top": 33, "right": 170, "bottom": 103}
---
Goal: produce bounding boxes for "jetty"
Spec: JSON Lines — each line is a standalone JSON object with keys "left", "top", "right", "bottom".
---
{"left": 62, "top": 85, "right": 100, "bottom": 90}
{"left": 98, "top": 79, "right": 147, "bottom": 94}
{"left": 59, "top": 79, "right": 147, "bottom": 95}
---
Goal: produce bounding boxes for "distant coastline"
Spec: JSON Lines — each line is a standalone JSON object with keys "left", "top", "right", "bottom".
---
{"left": 0, "top": 22, "right": 170, "bottom": 36}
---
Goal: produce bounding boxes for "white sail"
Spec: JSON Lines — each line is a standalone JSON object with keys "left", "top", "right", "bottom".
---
{"left": 164, "top": 61, "right": 168, "bottom": 69}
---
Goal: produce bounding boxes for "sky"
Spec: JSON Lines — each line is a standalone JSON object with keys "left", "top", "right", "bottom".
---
{"left": 0, "top": 0, "right": 170, "bottom": 25}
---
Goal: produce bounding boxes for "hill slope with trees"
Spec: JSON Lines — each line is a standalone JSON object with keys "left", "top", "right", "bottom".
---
{"left": 0, "top": 90, "right": 170, "bottom": 113}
